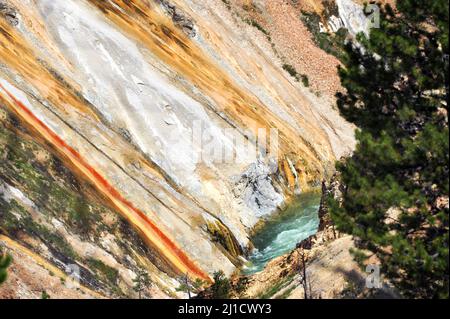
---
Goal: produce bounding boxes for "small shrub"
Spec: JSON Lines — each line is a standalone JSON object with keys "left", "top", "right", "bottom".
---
{"left": 250, "top": 20, "right": 269, "bottom": 36}
{"left": 211, "top": 270, "right": 231, "bottom": 299}
{"left": 41, "top": 290, "right": 51, "bottom": 299}
{"left": 133, "top": 269, "right": 152, "bottom": 299}
{"left": 221, "top": 0, "right": 231, "bottom": 10}
{"left": 300, "top": 74, "right": 310, "bottom": 87}
{"left": 282, "top": 64, "right": 310, "bottom": 87}
{"left": 0, "top": 250, "right": 12, "bottom": 285}
{"left": 282, "top": 64, "right": 298, "bottom": 78}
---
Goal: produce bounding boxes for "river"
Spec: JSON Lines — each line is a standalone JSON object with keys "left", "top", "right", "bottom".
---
{"left": 243, "top": 192, "right": 321, "bottom": 274}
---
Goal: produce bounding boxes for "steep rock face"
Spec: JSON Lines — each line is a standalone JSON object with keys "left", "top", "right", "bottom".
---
{"left": 0, "top": 112, "right": 180, "bottom": 298}
{"left": 1, "top": 0, "right": 356, "bottom": 296}
{"left": 232, "top": 158, "right": 283, "bottom": 226}
{"left": 336, "top": 0, "right": 373, "bottom": 37}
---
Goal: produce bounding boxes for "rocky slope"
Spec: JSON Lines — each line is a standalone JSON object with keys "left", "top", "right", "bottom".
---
{"left": 236, "top": 175, "right": 399, "bottom": 299}
{"left": 1, "top": 0, "right": 360, "bottom": 298}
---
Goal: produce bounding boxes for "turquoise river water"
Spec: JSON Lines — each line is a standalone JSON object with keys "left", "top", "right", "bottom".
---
{"left": 243, "top": 192, "right": 321, "bottom": 274}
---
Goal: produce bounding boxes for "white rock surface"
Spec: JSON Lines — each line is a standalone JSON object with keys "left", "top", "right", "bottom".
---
{"left": 336, "top": 0, "right": 372, "bottom": 37}
{"left": 0, "top": 0, "right": 356, "bottom": 277}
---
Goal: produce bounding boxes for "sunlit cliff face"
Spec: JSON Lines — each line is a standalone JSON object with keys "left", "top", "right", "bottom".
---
{"left": 0, "top": 0, "right": 354, "bottom": 291}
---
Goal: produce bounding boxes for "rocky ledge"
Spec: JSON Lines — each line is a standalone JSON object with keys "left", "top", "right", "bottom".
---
{"left": 0, "top": 0, "right": 19, "bottom": 26}
{"left": 158, "top": 0, "right": 197, "bottom": 37}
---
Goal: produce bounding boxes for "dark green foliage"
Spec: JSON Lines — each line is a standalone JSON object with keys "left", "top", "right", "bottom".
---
{"left": 68, "top": 197, "right": 92, "bottom": 234}
{"left": 300, "top": 74, "right": 310, "bottom": 87}
{"left": 249, "top": 20, "right": 269, "bottom": 36}
{"left": 283, "top": 64, "right": 298, "bottom": 78}
{"left": 41, "top": 290, "right": 50, "bottom": 299}
{"left": 87, "top": 258, "right": 119, "bottom": 286}
{"left": 0, "top": 112, "right": 166, "bottom": 297}
{"left": 243, "top": 18, "right": 271, "bottom": 41}
{"left": 330, "top": 0, "right": 449, "bottom": 298}
{"left": 0, "top": 250, "right": 12, "bottom": 285}
{"left": 133, "top": 269, "right": 152, "bottom": 299}
{"left": 257, "top": 273, "right": 296, "bottom": 299}
{"left": 300, "top": 11, "right": 349, "bottom": 61}
{"left": 0, "top": 121, "right": 97, "bottom": 237}
{"left": 221, "top": 0, "right": 231, "bottom": 11}
{"left": 282, "top": 64, "right": 310, "bottom": 87}
{"left": 177, "top": 277, "right": 204, "bottom": 293}
{"left": 192, "top": 278, "right": 206, "bottom": 291}
{"left": 0, "top": 196, "right": 78, "bottom": 260}
{"left": 176, "top": 274, "right": 206, "bottom": 299}
{"left": 211, "top": 270, "right": 231, "bottom": 299}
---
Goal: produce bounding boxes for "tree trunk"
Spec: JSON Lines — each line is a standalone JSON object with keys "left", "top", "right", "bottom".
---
{"left": 301, "top": 252, "right": 308, "bottom": 299}
{"left": 185, "top": 274, "right": 192, "bottom": 299}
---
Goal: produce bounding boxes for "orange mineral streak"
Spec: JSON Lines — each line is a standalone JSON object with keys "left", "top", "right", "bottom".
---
{"left": 0, "top": 18, "right": 99, "bottom": 121}
{"left": 88, "top": 0, "right": 327, "bottom": 175}
{"left": 0, "top": 84, "right": 212, "bottom": 282}
{"left": 7, "top": 0, "right": 75, "bottom": 73}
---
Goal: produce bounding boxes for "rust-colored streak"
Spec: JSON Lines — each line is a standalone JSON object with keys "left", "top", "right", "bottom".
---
{"left": 0, "top": 83, "right": 212, "bottom": 282}
{"left": 87, "top": 0, "right": 326, "bottom": 176}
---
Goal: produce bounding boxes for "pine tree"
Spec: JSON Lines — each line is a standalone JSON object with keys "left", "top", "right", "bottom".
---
{"left": 0, "top": 249, "right": 12, "bottom": 285}
{"left": 330, "top": 0, "right": 449, "bottom": 298}
{"left": 132, "top": 269, "right": 151, "bottom": 299}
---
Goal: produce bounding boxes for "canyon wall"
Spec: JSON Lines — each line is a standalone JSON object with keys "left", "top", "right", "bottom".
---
{"left": 1, "top": 0, "right": 356, "bottom": 298}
